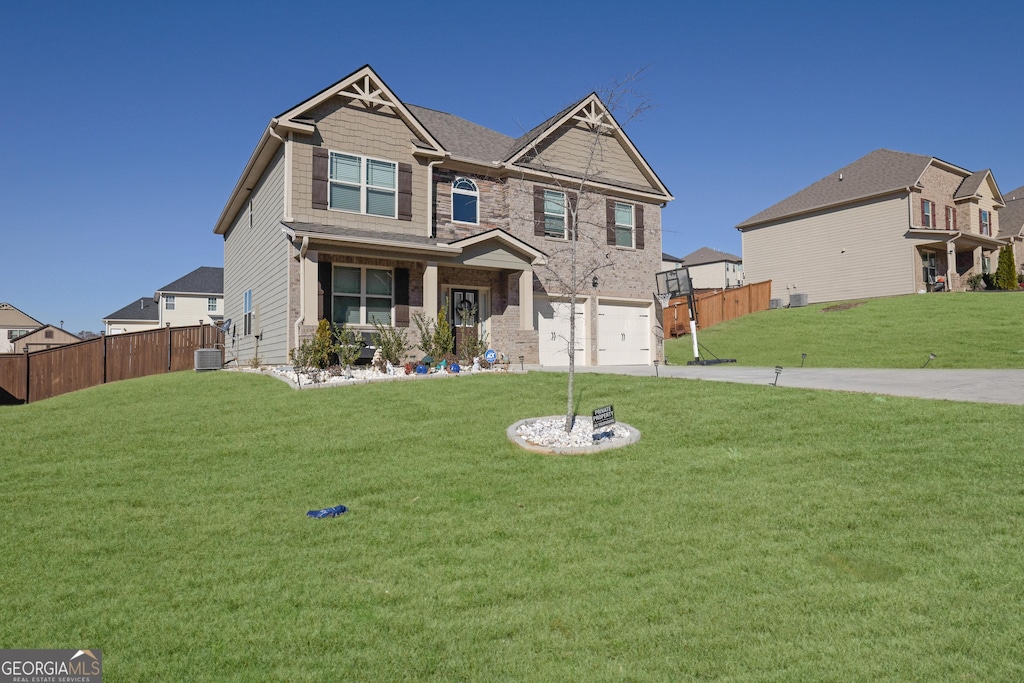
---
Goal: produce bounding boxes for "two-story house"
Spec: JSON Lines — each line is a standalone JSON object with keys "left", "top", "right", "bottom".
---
{"left": 0, "top": 303, "right": 42, "bottom": 353}
{"left": 998, "top": 185, "right": 1024, "bottom": 272}
{"left": 103, "top": 267, "right": 223, "bottom": 334}
{"left": 678, "top": 247, "right": 743, "bottom": 290}
{"left": 212, "top": 65, "right": 672, "bottom": 366}
{"left": 737, "top": 149, "right": 1007, "bottom": 303}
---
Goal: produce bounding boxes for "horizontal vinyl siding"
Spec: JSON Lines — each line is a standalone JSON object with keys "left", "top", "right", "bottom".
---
{"left": 223, "top": 148, "right": 289, "bottom": 364}
{"left": 741, "top": 195, "right": 916, "bottom": 304}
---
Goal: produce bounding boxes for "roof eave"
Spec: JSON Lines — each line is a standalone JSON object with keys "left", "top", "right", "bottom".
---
{"left": 736, "top": 187, "right": 912, "bottom": 230}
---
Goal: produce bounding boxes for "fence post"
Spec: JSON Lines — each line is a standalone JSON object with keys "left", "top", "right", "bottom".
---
{"left": 166, "top": 324, "right": 172, "bottom": 373}
{"left": 23, "top": 348, "right": 30, "bottom": 405}
{"left": 102, "top": 334, "right": 107, "bottom": 385}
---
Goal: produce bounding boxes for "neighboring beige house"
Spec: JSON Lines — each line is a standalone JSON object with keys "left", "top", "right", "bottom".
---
{"left": 737, "top": 149, "right": 1008, "bottom": 303}
{"left": 103, "top": 267, "right": 223, "bottom": 334}
{"left": 8, "top": 325, "right": 81, "bottom": 353}
{"left": 213, "top": 65, "right": 673, "bottom": 367}
{"left": 661, "top": 252, "right": 683, "bottom": 272}
{"left": 998, "top": 185, "right": 1024, "bottom": 270}
{"left": 0, "top": 303, "right": 42, "bottom": 353}
{"left": 678, "top": 247, "right": 743, "bottom": 290}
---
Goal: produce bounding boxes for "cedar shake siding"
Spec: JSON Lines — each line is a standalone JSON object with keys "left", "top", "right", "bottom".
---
{"left": 521, "top": 123, "right": 655, "bottom": 192}
{"left": 741, "top": 195, "right": 919, "bottom": 303}
{"left": 223, "top": 148, "right": 288, "bottom": 364}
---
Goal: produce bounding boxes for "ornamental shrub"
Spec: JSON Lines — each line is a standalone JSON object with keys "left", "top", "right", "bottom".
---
{"left": 995, "top": 246, "right": 1018, "bottom": 291}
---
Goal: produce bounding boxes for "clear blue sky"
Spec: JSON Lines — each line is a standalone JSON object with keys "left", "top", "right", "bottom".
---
{"left": 3, "top": 0, "right": 1022, "bottom": 334}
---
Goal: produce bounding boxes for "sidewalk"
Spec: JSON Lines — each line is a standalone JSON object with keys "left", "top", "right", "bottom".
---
{"left": 527, "top": 365, "right": 1024, "bottom": 406}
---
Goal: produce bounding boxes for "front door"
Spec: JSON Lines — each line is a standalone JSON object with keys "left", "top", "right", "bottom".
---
{"left": 451, "top": 288, "right": 480, "bottom": 359}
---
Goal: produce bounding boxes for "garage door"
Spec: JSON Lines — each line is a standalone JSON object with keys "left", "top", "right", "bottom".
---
{"left": 598, "top": 302, "right": 651, "bottom": 365}
{"left": 537, "top": 300, "right": 586, "bottom": 366}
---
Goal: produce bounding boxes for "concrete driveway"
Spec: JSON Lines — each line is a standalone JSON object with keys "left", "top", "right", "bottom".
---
{"left": 528, "top": 365, "right": 1024, "bottom": 406}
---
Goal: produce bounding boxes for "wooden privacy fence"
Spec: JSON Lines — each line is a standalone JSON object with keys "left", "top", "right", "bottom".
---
{"left": 663, "top": 281, "right": 772, "bottom": 338}
{"left": 0, "top": 324, "right": 224, "bottom": 404}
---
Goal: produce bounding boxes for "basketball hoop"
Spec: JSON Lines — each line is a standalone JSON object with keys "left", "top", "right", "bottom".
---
{"left": 655, "top": 292, "right": 671, "bottom": 308}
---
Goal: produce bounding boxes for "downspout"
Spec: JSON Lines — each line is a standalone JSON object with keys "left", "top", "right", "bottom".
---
{"left": 293, "top": 235, "right": 309, "bottom": 351}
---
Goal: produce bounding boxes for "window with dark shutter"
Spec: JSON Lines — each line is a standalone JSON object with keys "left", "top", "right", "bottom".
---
{"left": 394, "top": 268, "right": 410, "bottom": 327}
{"left": 318, "top": 261, "right": 332, "bottom": 321}
{"left": 533, "top": 186, "right": 546, "bottom": 236}
{"left": 635, "top": 205, "right": 645, "bottom": 249}
{"left": 606, "top": 199, "right": 616, "bottom": 246}
{"left": 398, "top": 163, "right": 413, "bottom": 221}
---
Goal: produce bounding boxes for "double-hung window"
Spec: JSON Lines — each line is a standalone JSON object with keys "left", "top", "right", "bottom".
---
{"left": 543, "top": 190, "right": 567, "bottom": 239}
{"left": 8, "top": 329, "right": 28, "bottom": 341}
{"left": 165, "top": 295, "right": 176, "bottom": 311}
{"left": 614, "top": 202, "right": 635, "bottom": 247}
{"left": 329, "top": 152, "right": 397, "bottom": 217}
{"left": 452, "top": 178, "right": 479, "bottom": 224}
{"left": 208, "top": 297, "right": 218, "bottom": 312}
{"left": 921, "top": 199, "right": 935, "bottom": 228}
{"left": 243, "top": 289, "right": 253, "bottom": 336}
{"left": 980, "top": 210, "right": 991, "bottom": 236}
{"left": 332, "top": 266, "right": 393, "bottom": 326}
{"left": 945, "top": 206, "right": 956, "bottom": 230}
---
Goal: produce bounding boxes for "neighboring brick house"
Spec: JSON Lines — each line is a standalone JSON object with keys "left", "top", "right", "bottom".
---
{"left": 213, "top": 65, "right": 673, "bottom": 366}
{"left": 103, "top": 267, "right": 223, "bottom": 334}
{"left": 678, "top": 247, "right": 743, "bottom": 290}
{"left": 737, "top": 149, "right": 1008, "bottom": 303}
{"left": 0, "top": 303, "right": 42, "bottom": 353}
{"left": 998, "top": 185, "right": 1024, "bottom": 272}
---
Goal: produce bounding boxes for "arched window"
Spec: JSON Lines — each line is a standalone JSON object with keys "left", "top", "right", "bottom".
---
{"left": 452, "top": 177, "right": 479, "bottom": 224}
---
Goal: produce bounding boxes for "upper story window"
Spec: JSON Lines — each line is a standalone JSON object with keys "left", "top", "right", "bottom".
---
{"left": 980, "top": 209, "right": 991, "bottom": 236}
{"left": 544, "top": 190, "right": 567, "bottom": 239}
{"left": 243, "top": 289, "right": 253, "bottom": 336}
{"left": 945, "top": 206, "right": 957, "bottom": 230}
{"left": 8, "top": 329, "right": 29, "bottom": 341}
{"left": 332, "top": 266, "right": 393, "bottom": 326}
{"left": 165, "top": 295, "right": 175, "bottom": 311}
{"left": 614, "top": 202, "right": 635, "bottom": 247}
{"left": 208, "top": 297, "right": 218, "bottom": 312}
{"left": 329, "top": 152, "right": 397, "bottom": 218}
{"left": 452, "top": 178, "right": 479, "bottom": 224}
{"left": 921, "top": 199, "right": 935, "bottom": 228}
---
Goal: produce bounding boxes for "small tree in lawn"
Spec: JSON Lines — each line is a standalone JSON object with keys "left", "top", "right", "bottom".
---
{"left": 511, "top": 69, "right": 653, "bottom": 432}
{"left": 995, "top": 246, "right": 1018, "bottom": 291}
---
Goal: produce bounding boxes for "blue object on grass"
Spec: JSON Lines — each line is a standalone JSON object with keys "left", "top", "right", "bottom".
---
{"left": 307, "top": 505, "right": 347, "bottom": 518}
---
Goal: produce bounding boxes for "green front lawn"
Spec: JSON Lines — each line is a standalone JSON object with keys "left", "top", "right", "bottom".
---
{"left": 666, "top": 292, "right": 1024, "bottom": 368}
{"left": 3, "top": 370, "right": 1024, "bottom": 680}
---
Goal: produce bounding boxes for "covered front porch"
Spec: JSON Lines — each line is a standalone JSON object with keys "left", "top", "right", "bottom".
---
{"left": 910, "top": 229, "right": 1005, "bottom": 292}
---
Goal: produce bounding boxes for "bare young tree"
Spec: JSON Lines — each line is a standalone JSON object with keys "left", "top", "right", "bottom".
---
{"left": 510, "top": 69, "right": 654, "bottom": 432}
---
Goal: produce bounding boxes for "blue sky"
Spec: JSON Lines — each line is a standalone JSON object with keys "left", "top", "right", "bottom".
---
{"left": 3, "top": 0, "right": 1022, "bottom": 333}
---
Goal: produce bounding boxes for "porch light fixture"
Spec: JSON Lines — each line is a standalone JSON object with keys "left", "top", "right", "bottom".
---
{"left": 923, "top": 353, "right": 936, "bottom": 368}
{"left": 592, "top": 275, "right": 599, "bottom": 288}
{"left": 771, "top": 366, "right": 783, "bottom": 386}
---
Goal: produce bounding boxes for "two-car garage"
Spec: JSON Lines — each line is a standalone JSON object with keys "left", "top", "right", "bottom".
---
{"left": 536, "top": 297, "right": 653, "bottom": 366}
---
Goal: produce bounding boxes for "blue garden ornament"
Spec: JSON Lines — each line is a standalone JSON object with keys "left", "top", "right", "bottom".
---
{"left": 307, "top": 505, "right": 347, "bottom": 518}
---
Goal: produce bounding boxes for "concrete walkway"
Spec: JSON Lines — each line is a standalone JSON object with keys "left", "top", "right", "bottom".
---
{"left": 528, "top": 365, "right": 1024, "bottom": 406}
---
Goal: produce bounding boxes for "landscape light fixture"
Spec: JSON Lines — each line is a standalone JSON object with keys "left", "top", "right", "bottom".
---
{"left": 518, "top": 355, "right": 524, "bottom": 372}
{"left": 801, "top": 353, "right": 807, "bottom": 367}
{"left": 923, "top": 352, "right": 937, "bottom": 368}
{"left": 653, "top": 359, "right": 659, "bottom": 377}
{"left": 771, "top": 366, "right": 783, "bottom": 386}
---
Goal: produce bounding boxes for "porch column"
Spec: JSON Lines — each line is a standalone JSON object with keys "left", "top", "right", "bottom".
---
{"left": 945, "top": 243, "right": 955, "bottom": 290}
{"left": 302, "top": 251, "right": 318, "bottom": 324}
{"left": 423, "top": 262, "right": 438, "bottom": 316}
{"left": 519, "top": 268, "right": 534, "bottom": 331}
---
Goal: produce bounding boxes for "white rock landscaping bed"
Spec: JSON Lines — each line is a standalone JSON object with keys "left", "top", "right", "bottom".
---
{"left": 507, "top": 415, "right": 640, "bottom": 455}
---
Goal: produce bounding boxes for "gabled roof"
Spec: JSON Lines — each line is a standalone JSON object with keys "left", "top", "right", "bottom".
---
{"left": 680, "top": 247, "right": 742, "bottom": 266}
{"left": 0, "top": 303, "right": 42, "bottom": 328}
{"left": 661, "top": 252, "right": 682, "bottom": 263}
{"left": 12, "top": 325, "right": 81, "bottom": 343}
{"left": 736, "top": 149, "right": 940, "bottom": 229}
{"left": 405, "top": 104, "right": 513, "bottom": 164}
{"left": 104, "top": 296, "right": 159, "bottom": 323}
{"left": 999, "top": 187, "right": 1024, "bottom": 239}
{"left": 954, "top": 169, "right": 1004, "bottom": 205}
{"left": 446, "top": 228, "right": 548, "bottom": 266}
{"left": 156, "top": 267, "right": 223, "bottom": 297}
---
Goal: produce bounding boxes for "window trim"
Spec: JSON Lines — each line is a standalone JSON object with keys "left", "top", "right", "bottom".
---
{"left": 208, "top": 297, "right": 218, "bottom": 312}
{"left": 327, "top": 151, "right": 398, "bottom": 218}
{"left": 921, "top": 199, "right": 935, "bottom": 228}
{"left": 165, "top": 295, "right": 175, "bottom": 311}
{"left": 980, "top": 209, "right": 991, "bottom": 236}
{"left": 331, "top": 265, "right": 395, "bottom": 327}
{"left": 452, "top": 177, "right": 479, "bottom": 225}
{"left": 543, "top": 189, "right": 567, "bottom": 239}
{"left": 945, "top": 205, "right": 956, "bottom": 230}
{"left": 243, "top": 289, "right": 253, "bottom": 336}
{"left": 614, "top": 202, "right": 635, "bottom": 248}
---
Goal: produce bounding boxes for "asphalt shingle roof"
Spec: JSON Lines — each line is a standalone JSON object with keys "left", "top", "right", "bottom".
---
{"left": 680, "top": 247, "right": 742, "bottom": 266}
{"left": 953, "top": 169, "right": 991, "bottom": 199}
{"left": 104, "top": 296, "right": 159, "bottom": 322}
{"left": 156, "top": 267, "right": 223, "bottom": 295}
{"left": 405, "top": 104, "right": 514, "bottom": 164}
{"left": 737, "top": 149, "right": 934, "bottom": 229}
{"left": 998, "top": 188, "right": 1024, "bottom": 239}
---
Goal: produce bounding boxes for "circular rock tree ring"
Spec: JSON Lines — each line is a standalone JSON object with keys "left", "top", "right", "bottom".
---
{"left": 506, "top": 415, "right": 641, "bottom": 455}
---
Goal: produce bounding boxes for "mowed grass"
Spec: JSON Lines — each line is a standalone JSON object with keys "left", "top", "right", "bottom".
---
{"left": 3, "top": 370, "right": 1024, "bottom": 680}
{"left": 666, "top": 291, "right": 1024, "bottom": 368}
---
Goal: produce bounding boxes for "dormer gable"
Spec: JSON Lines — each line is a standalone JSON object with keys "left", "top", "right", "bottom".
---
{"left": 504, "top": 94, "right": 672, "bottom": 200}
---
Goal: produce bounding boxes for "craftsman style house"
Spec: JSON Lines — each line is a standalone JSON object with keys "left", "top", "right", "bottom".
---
{"left": 213, "top": 65, "right": 673, "bottom": 366}
{"left": 737, "top": 149, "right": 1008, "bottom": 303}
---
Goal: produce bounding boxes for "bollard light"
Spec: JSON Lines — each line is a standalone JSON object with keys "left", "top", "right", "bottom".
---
{"left": 800, "top": 353, "right": 807, "bottom": 368}
{"left": 653, "top": 359, "right": 659, "bottom": 377}
{"left": 519, "top": 355, "right": 524, "bottom": 372}
{"left": 771, "top": 366, "right": 783, "bottom": 386}
{"left": 922, "top": 353, "right": 936, "bottom": 368}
